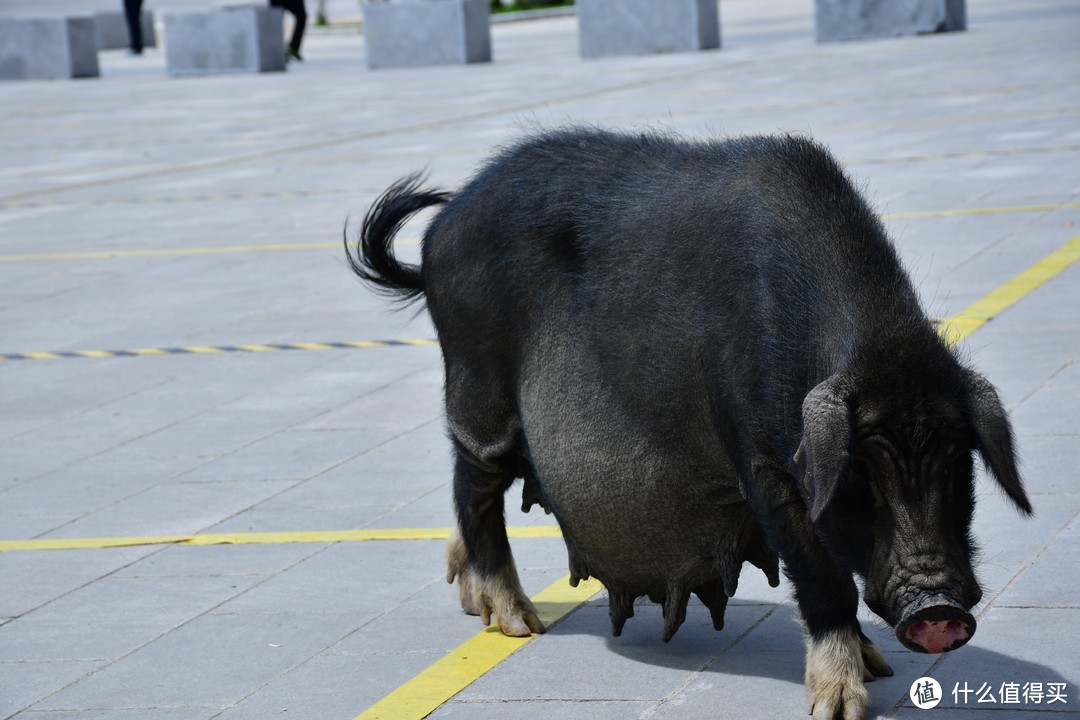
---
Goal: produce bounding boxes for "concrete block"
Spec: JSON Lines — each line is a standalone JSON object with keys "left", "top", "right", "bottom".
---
{"left": 95, "top": 9, "right": 156, "bottom": 50}
{"left": 0, "top": 16, "right": 100, "bottom": 80}
{"left": 815, "top": 0, "right": 966, "bottom": 42}
{"left": 577, "top": 0, "right": 720, "bottom": 59}
{"left": 363, "top": 0, "right": 492, "bottom": 70}
{"left": 163, "top": 5, "right": 286, "bottom": 76}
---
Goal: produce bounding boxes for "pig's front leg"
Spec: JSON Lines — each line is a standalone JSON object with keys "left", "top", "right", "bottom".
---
{"left": 804, "top": 623, "right": 894, "bottom": 720}
{"left": 758, "top": 493, "right": 892, "bottom": 720}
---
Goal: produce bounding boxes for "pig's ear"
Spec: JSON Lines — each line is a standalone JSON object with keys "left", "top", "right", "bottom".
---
{"left": 796, "top": 376, "right": 853, "bottom": 523}
{"left": 964, "top": 369, "right": 1033, "bottom": 516}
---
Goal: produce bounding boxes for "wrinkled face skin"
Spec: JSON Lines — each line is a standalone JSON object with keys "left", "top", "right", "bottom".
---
{"left": 815, "top": 406, "right": 984, "bottom": 654}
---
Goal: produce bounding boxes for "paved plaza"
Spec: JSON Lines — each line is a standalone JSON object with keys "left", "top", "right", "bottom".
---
{"left": 1, "top": 1, "right": 1078, "bottom": 718}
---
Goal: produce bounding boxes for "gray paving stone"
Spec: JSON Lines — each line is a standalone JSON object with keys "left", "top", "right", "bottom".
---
{"left": 893, "top": 708, "right": 1079, "bottom": 719}
{"left": 1010, "top": 359, "right": 1080, "bottom": 437}
{"left": 32, "top": 611, "right": 372, "bottom": 711}
{"left": 213, "top": 650, "right": 447, "bottom": 720}
{"left": 325, "top": 580, "right": 482, "bottom": 657}
{"left": 1013, "top": 434, "right": 1080, "bottom": 496}
{"left": 203, "top": 503, "right": 397, "bottom": 533}
{"left": 0, "top": 514, "right": 84, "bottom": 540}
{"left": 0, "top": 574, "right": 267, "bottom": 662}
{"left": 431, "top": 700, "right": 658, "bottom": 719}
{"left": 356, "top": 483, "right": 458, "bottom": 530}
{"left": 969, "top": 485, "right": 1080, "bottom": 595}
{"left": 0, "top": 547, "right": 157, "bottom": 618}
{"left": 1, "top": 457, "right": 187, "bottom": 520}
{"left": 213, "top": 541, "right": 446, "bottom": 615}
{"left": 231, "top": 441, "right": 448, "bottom": 510}
{"left": 265, "top": 428, "right": 450, "bottom": 503}
{"left": 1, "top": 433, "right": 129, "bottom": 485}
{"left": 91, "top": 408, "right": 309, "bottom": 463}
{"left": 220, "top": 363, "right": 433, "bottom": 415}
{"left": 0, "top": 660, "right": 103, "bottom": 719}
{"left": 37, "top": 479, "right": 300, "bottom": 539}
{"left": 13, "top": 710, "right": 218, "bottom": 720}
{"left": 111, "top": 541, "right": 327, "bottom": 579}
{"left": 996, "top": 530, "right": 1080, "bottom": 609}
{"left": 171, "top": 428, "right": 380, "bottom": 483}
{"left": 292, "top": 372, "right": 444, "bottom": 431}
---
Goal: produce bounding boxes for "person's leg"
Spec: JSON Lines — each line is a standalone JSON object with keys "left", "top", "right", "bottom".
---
{"left": 269, "top": 0, "right": 307, "bottom": 59}
{"left": 285, "top": 0, "right": 306, "bottom": 56}
{"left": 123, "top": 0, "right": 143, "bottom": 53}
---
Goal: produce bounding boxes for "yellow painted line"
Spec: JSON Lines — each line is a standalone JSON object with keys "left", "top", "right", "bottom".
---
{"left": 0, "top": 535, "right": 191, "bottom": 551}
{"left": 883, "top": 201, "right": 1080, "bottom": 221}
{"left": 397, "top": 338, "right": 441, "bottom": 347}
{"left": 0, "top": 526, "right": 563, "bottom": 552}
{"left": 354, "top": 576, "right": 604, "bottom": 720}
{"left": 288, "top": 342, "right": 334, "bottom": 351}
{"left": 72, "top": 349, "right": 116, "bottom": 358}
{"left": 0, "top": 338, "right": 440, "bottom": 363}
{"left": 938, "top": 233, "right": 1080, "bottom": 345}
{"left": 234, "top": 344, "right": 280, "bottom": 353}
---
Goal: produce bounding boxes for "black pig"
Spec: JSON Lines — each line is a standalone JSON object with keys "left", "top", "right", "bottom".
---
{"left": 347, "top": 128, "right": 1032, "bottom": 720}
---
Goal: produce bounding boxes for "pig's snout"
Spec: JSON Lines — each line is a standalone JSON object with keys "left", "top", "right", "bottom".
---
{"left": 896, "top": 595, "right": 976, "bottom": 654}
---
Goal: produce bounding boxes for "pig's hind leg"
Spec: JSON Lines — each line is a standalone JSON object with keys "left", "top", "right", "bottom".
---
{"left": 444, "top": 434, "right": 544, "bottom": 637}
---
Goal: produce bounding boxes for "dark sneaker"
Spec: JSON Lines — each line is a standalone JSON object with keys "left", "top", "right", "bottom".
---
{"left": 285, "top": 46, "right": 303, "bottom": 62}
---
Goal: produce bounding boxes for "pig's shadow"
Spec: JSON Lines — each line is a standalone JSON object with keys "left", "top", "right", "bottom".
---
{"left": 563, "top": 598, "right": 1073, "bottom": 713}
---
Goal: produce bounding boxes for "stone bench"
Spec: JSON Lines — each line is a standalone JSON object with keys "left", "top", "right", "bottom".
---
{"left": 363, "top": 0, "right": 491, "bottom": 70}
{"left": 577, "top": 0, "right": 720, "bottom": 59}
{"left": 0, "top": 16, "right": 100, "bottom": 81}
{"left": 815, "top": 0, "right": 966, "bottom": 42}
{"left": 164, "top": 5, "right": 286, "bottom": 76}
{"left": 95, "top": 9, "right": 156, "bottom": 51}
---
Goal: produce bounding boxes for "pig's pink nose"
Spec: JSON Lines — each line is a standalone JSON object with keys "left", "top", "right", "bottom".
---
{"left": 896, "top": 598, "right": 976, "bottom": 653}
{"left": 905, "top": 619, "right": 971, "bottom": 654}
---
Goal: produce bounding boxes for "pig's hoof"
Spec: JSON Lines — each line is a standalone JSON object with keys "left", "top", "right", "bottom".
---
{"left": 475, "top": 565, "right": 544, "bottom": 639}
{"left": 445, "top": 532, "right": 545, "bottom": 636}
{"left": 473, "top": 575, "right": 546, "bottom": 637}
{"left": 491, "top": 592, "right": 546, "bottom": 637}
{"left": 445, "top": 529, "right": 489, "bottom": 617}
{"left": 454, "top": 569, "right": 484, "bottom": 616}
{"left": 805, "top": 626, "right": 871, "bottom": 720}
{"left": 445, "top": 530, "right": 481, "bottom": 615}
{"left": 860, "top": 637, "right": 893, "bottom": 681}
